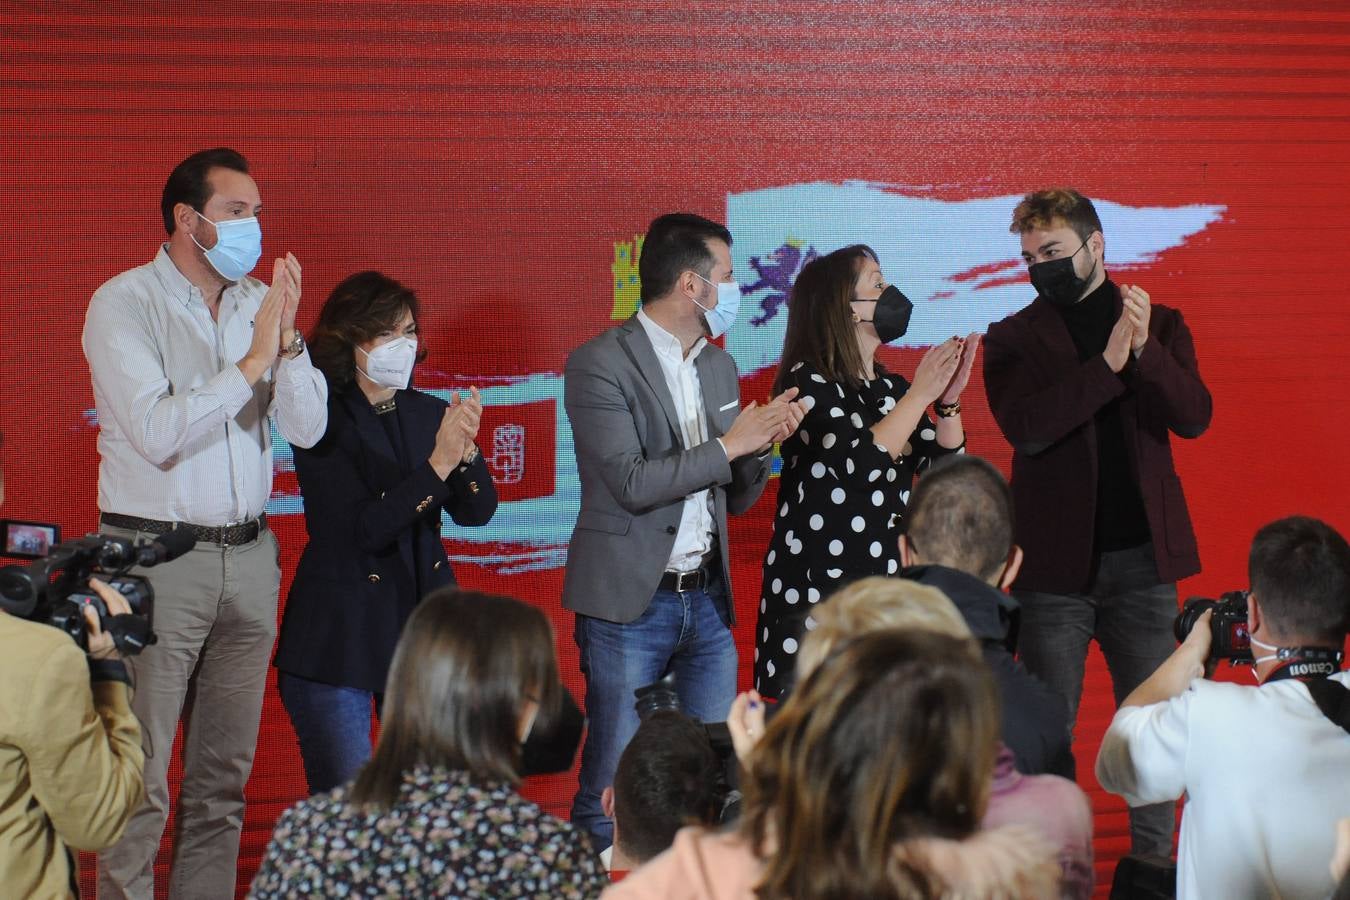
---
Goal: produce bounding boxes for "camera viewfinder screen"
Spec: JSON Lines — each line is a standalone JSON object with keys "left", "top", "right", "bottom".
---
{"left": 2, "top": 521, "right": 60, "bottom": 559}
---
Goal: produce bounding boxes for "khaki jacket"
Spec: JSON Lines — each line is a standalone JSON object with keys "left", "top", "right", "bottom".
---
{"left": 0, "top": 613, "right": 144, "bottom": 898}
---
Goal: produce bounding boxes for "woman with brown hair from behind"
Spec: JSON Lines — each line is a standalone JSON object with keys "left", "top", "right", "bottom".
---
{"left": 251, "top": 588, "right": 607, "bottom": 899}
{"left": 604, "top": 627, "right": 1059, "bottom": 899}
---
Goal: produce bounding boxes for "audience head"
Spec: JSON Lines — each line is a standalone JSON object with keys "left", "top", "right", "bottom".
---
{"left": 349, "top": 588, "right": 561, "bottom": 808}
{"left": 901, "top": 454, "right": 1022, "bottom": 588}
{"left": 309, "top": 270, "right": 427, "bottom": 390}
{"left": 796, "top": 575, "right": 970, "bottom": 679}
{"left": 1249, "top": 515, "right": 1350, "bottom": 647}
{"left": 775, "top": 243, "right": 878, "bottom": 393}
{"left": 742, "top": 629, "right": 999, "bottom": 899}
{"left": 604, "top": 710, "right": 721, "bottom": 868}
{"left": 638, "top": 213, "right": 733, "bottom": 305}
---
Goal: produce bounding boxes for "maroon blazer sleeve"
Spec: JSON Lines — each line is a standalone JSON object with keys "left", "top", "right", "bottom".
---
{"left": 982, "top": 320, "right": 1126, "bottom": 457}
{"left": 1131, "top": 308, "right": 1212, "bottom": 439}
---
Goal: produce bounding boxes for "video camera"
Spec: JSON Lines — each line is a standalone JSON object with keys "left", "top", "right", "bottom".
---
{"left": 1174, "top": 590, "right": 1253, "bottom": 664}
{"left": 0, "top": 521, "right": 196, "bottom": 656}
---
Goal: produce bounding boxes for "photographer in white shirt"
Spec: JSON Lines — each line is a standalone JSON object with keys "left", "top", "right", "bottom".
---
{"left": 1097, "top": 515, "right": 1350, "bottom": 900}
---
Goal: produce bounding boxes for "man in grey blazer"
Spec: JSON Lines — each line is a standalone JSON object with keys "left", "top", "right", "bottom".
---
{"left": 563, "top": 213, "right": 802, "bottom": 845}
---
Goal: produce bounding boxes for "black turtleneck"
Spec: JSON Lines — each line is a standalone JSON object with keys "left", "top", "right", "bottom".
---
{"left": 1056, "top": 278, "right": 1150, "bottom": 553}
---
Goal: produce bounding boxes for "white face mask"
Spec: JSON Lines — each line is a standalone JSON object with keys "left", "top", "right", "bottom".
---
{"left": 1250, "top": 634, "right": 1282, "bottom": 669}
{"left": 1249, "top": 634, "right": 1279, "bottom": 683}
{"left": 358, "top": 336, "right": 417, "bottom": 389}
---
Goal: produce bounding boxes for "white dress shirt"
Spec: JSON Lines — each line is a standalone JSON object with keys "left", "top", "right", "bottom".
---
{"left": 636, "top": 309, "right": 720, "bottom": 572}
{"left": 83, "top": 245, "right": 328, "bottom": 526}
{"left": 1096, "top": 672, "right": 1350, "bottom": 900}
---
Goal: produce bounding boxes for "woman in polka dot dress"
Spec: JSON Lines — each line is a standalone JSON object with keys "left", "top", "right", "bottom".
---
{"left": 754, "top": 244, "right": 979, "bottom": 698}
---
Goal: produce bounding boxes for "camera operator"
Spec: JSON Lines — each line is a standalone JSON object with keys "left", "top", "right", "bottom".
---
{"left": 0, "top": 441, "right": 145, "bottom": 897}
{"left": 1096, "top": 515, "right": 1350, "bottom": 899}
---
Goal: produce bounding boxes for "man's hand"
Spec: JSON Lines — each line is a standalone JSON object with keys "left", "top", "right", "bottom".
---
{"left": 1330, "top": 818, "right": 1350, "bottom": 883}
{"left": 1120, "top": 609, "right": 1211, "bottom": 708}
{"left": 721, "top": 397, "right": 791, "bottom": 461}
{"left": 84, "top": 578, "right": 132, "bottom": 661}
{"left": 1121, "top": 284, "right": 1151, "bottom": 356}
{"left": 239, "top": 257, "right": 292, "bottom": 384}
{"left": 1103, "top": 308, "right": 1134, "bottom": 374}
{"left": 279, "top": 253, "right": 302, "bottom": 341}
{"left": 766, "top": 386, "right": 805, "bottom": 444}
{"left": 1177, "top": 607, "right": 1213, "bottom": 669}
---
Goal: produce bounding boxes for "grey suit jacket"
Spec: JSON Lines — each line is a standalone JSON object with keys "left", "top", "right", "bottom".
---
{"left": 562, "top": 315, "right": 770, "bottom": 624}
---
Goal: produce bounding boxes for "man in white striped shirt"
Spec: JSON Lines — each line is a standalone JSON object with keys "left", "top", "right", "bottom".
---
{"left": 82, "top": 148, "right": 327, "bottom": 900}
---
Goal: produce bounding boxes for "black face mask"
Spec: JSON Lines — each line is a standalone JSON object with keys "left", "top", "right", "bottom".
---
{"left": 520, "top": 686, "right": 585, "bottom": 776}
{"left": 1028, "top": 237, "right": 1095, "bottom": 308}
{"left": 855, "top": 284, "right": 914, "bottom": 344}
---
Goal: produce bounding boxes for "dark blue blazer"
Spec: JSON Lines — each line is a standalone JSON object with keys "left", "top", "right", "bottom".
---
{"left": 274, "top": 385, "right": 498, "bottom": 692}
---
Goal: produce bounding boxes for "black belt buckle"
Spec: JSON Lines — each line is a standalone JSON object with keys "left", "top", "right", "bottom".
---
{"left": 663, "top": 553, "right": 718, "bottom": 594}
{"left": 670, "top": 568, "right": 703, "bottom": 593}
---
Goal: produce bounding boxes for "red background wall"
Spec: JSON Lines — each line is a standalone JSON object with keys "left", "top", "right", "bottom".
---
{"left": 4, "top": 3, "right": 1350, "bottom": 896}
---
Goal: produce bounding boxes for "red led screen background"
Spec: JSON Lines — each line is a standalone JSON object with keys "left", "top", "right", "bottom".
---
{"left": 5, "top": 3, "right": 1350, "bottom": 896}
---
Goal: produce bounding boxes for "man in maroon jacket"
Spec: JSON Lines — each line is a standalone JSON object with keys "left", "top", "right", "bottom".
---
{"left": 982, "top": 188, "right": 1212, "bottom": 860}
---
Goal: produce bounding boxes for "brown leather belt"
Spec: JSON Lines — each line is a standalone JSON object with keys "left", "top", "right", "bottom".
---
{"left": 100, "top": 512, "right": 268, "bottom": 547}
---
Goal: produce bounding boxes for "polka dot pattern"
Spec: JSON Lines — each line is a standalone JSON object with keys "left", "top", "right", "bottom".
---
{"left": 755, "top": 360, "right": 963, "bottom": 699}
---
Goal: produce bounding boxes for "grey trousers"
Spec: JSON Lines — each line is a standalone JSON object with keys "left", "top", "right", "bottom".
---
{"left": 95, "top": 524, "right": 280, "bottom": 900}
{"left": 1015, "top": 542, "right": 1179, "bottom": 859}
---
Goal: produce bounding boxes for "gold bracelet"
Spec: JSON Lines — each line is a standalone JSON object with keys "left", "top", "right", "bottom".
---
{"left": 934, "top": 399, "right": 961, "bottom": 419}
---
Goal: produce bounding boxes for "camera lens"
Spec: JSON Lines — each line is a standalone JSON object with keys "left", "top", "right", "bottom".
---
{"left": 1174, "top": 597, "right": 1216, "bottom": 645}
{"left": 0, "top": 565, "right": 37, "bottom": 617}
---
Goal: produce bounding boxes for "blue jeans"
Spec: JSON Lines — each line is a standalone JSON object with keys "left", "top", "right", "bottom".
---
{"left": 278, "top": 671, "right": 381, "bottom": 795}
{"left": 571, "top": 577, "right": 737, "bottom": 846}
{"left": 1015, "top": 541, "right": 1179, "bottom": 858}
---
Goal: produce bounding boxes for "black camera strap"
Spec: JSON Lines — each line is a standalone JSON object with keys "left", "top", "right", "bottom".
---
{"left": 1264, "top": 650, "right": 1350, "bottom": 736}
{"left": 1304, "top": 679, "right": 1350, "bottom": 736}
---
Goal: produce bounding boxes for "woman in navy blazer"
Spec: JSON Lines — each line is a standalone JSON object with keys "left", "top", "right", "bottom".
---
{"left": 274, "top": 271, "right": 498, "bottom": 794}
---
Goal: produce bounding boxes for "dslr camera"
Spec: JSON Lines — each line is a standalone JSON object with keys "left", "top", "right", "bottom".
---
{"left": 635, "top": 671, "right": 762, "bottom": 824}
{"left": 635, "top": 671, "right": 737, "bottom": 760}
{"left": 1173, "top": 590, "right": 1252, "bottom": 664}
{"left": 0, "top": 520, "right": 195, "bottom": 656}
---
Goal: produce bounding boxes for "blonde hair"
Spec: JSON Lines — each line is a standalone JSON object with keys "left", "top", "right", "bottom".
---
{"left": 796, "top": 577, "right": 971, "bottom": 679}
{"left": 1008, "top": 188, "right": 1103, "bottom": 241}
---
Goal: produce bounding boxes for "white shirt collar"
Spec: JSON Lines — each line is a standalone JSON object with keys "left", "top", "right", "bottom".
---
{"left": 637, "top": 307, "right": 706, "bottom": 364}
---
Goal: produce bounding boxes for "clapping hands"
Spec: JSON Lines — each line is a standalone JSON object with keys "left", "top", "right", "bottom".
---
{"left": 430, "top": 387, "right": 483, "bottom": 478}
{"left": 722, "top": 387, "right": 807, "bottom": 460}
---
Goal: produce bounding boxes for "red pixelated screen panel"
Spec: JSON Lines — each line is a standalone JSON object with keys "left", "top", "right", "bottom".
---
{"left": 4, "top": 3, "right": 1350, "bottom": 896}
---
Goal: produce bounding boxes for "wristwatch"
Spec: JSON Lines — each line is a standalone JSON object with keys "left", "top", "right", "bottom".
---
{"left": 461, "top": 445, "right": 480, "bottom": 466}
{"left": 280, "top": 331, "right": 305, "bottom": 360}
